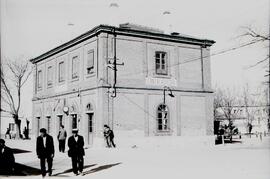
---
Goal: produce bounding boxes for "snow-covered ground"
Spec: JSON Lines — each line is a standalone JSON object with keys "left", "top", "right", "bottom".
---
{"left": 3, "top": 135, "right": 270, "bottom": 179}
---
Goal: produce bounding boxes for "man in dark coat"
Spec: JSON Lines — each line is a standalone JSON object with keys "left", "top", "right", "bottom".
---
{"left": 0, "top": 139, "right": 15, "bottom": 175}
{"left": 36, "top": 128, "right": 55, "bottom": 177}
{"left": 68, "top": 129, "right": 85, "bottom": 175}
{"left": 104, "top": 125, "right": 116, "bottom": 148}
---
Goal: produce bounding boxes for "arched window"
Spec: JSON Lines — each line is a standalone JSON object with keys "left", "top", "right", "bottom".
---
{"left": 157, "top": 104, "right": 169, "bottom": 131}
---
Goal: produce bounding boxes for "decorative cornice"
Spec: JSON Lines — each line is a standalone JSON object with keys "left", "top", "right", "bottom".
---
{"left": 30, "top": 24, "right": 215, "bottom": 64}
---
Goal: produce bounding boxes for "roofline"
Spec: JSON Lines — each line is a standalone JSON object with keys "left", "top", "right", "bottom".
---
{"left": 30, "top": 24, "right": 216, "bottom": 64}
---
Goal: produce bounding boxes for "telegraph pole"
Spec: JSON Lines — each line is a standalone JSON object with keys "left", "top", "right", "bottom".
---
{"left": 107, "top": 27, "right": 124, "bottom": 98}
{"left": 268, "top": 3, "right": 270, "bottom": 132}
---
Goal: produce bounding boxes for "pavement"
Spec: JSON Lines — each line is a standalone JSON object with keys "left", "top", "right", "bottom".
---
{"left": 2, "top": 135, "right": 270, "bottom": 179}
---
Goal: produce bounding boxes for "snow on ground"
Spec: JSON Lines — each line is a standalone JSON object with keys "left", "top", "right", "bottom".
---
{"left": 3, "top": 135, "right": 270, "bottom": 179}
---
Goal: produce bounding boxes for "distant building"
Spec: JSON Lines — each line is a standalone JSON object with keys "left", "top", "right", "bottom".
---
{"left": 30, "top": 23, "right": 215, "bottom": 146}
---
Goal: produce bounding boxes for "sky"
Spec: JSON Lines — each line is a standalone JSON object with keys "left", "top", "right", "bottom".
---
{"left": 0, "top": 0, "right": 269, "bottom": 119}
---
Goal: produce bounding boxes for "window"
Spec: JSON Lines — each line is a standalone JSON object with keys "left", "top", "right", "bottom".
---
{"left": 155, "top": 51, "right": 168, "bottom": 75}
{"left": 47, "top": 116, "right": 51, "bottom": 134}
{"left": 72, "top": 56, "right": 79, "bottom": 79}
{"left": 157, "top": 104, "right": 169, "bottom": 131}
{"left": 47, "top": 66, "right": 53, "bottom": 87}
{"left": 37, "top": 70, "right": 42, "bottom": 89}
{"left": 86, "top": 50, "right": 94, "bottom": 74}
{"left": 58, "top": 61, "right": 65, "bottom": 82}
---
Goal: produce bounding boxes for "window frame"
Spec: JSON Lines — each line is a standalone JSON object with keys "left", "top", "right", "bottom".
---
{"left": 86, "top": 50, "right": 95, "bottom": 75}
{"left": 37, "top": 70, "right": 42, "bottom": 90}
{"left": 155, "top": 51, "right": 168, "bottom": 76}
{"left": 47, "top": 66, "right": 53, "bottom": 88}
{"left": 71, "top": 55, "right": 79, "bottom": 80}
{"left": 156, "top": 104, "right": 170, "bottom": 133}
{"left": 58, "top": 61, "right": 65, "bottom": 83}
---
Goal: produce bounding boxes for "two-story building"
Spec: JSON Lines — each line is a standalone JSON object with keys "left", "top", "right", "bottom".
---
{"left": 30, "top": 23, "right": 215, "bottom": 146}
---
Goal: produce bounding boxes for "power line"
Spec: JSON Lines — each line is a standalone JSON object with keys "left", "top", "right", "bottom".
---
{"left": 116, "top": 39, "right": 264, "bottom": 81}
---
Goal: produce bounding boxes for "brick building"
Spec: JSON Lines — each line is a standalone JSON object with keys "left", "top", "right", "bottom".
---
{"left": 30, "top": 23, "right": 215, "bottom": 146}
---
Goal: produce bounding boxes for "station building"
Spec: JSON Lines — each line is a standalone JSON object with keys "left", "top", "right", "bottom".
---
{"left": 30, "top": 23, "right": 215, "bottom": 146}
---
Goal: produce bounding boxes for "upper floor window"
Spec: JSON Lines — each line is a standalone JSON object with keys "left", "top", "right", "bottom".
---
{"left": 155, "top": 51, "right": 168, "bottom": 75}
{"left": 37, "top": 70, "right": 42, "bottom": 89}
{"left": 157, "top": 104, "right": 169, "bottom": 132}
{"left": 72, "top": 55, "right": 79, "bottom": 79}
{"left": 86, "top": 50, "right": 94, "bottom": 75}
{"left": 47, "top": 66, "right": 53, "bottom": 87}
{"left": 58, "top": 61, "right": 65, "bottom": 82}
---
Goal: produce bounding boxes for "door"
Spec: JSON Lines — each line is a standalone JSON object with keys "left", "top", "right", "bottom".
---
{"left": 71, "top": 114, "right": 78, "bottom": 129}
{"left": 57, "top": 115, "right": 63, "bottom": 132}
{"left": 36, "top": 117, "right": 40, "bottom": 136}
{"left": 87, "top": 113, "right": 94, "bottom": 145}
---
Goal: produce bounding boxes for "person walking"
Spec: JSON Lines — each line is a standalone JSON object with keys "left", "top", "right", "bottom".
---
{"left": 36, "top": 128, "right": 55, "bottom": 177}
{"left": 103, "top": 125, "right": 110, "bottom": 147}
{"left": 104, "top": 125, "right": 116, "bottom": 148}
{"left": 0, "top": 139, "right": 15, "bottom": 175}
{"left": 68, "top": 129, "right": 85, "bottom": 176}
{"left": 57, "top": 125, "right": 67, "bottom": 153}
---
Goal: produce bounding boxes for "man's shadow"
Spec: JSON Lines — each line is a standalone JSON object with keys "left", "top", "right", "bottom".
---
{"left": 82, "top": 163, "right": 122, "bottom": 176}
{"left": 53, "top": 164, "right": 97, "bottom": 176}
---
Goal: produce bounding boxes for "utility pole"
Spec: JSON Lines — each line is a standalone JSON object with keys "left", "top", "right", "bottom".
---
{"left": 107, "top": 28, "right": 124, "bottom": 98}
{"left": 268, "top": 4, "right": 270, "bottom": 132}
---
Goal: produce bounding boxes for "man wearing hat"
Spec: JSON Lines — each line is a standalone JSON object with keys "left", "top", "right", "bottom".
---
{"left": 36, "top": 128, "right": 55, "bottom": 177}
{"left": 68, "top": 128, "right": 85, "bottom": 176}
{"left": 0, "top": 139, "right": 15, "bottom": 175}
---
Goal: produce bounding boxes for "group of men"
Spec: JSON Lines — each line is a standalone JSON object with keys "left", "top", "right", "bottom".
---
{"left": 0, "top": 124, "right": 116, "bottom": 177}
{"left": 37, "top": 127, "right": 85, "bottom": 177}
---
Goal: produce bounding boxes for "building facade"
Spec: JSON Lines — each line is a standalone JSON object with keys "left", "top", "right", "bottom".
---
{"left": 30, "top": 24, "right": 215, "bottom": 146}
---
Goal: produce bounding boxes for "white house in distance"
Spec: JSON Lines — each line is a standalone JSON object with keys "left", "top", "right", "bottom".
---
{"left": 30, "top": 23, "right": 215, "bottom": 146}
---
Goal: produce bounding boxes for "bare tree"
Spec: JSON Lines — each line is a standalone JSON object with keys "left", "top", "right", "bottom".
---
{"left": 241, "top": 84, "right": 257, "bottom": 133}
{"left": 214, "top": 87, "right": 239, "bottom": 125}
{"left": 0, "top": 58, "right": 32, "bottom": 138}
{"left": 240, "top": 26, "right": 269, "bottom": 69}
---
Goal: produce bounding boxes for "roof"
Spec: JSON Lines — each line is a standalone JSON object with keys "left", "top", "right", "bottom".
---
{"left": 30, "top": 24, "right": 215, "bottom": 63}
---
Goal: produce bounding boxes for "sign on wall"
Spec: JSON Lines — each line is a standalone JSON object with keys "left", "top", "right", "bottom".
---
{"left": 145, "top": 77, "right": 177, "bottom": 87}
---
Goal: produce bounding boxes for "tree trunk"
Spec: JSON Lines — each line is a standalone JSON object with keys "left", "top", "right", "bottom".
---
{"left": 13, "top": 115, "right": 22, "bottom": 139}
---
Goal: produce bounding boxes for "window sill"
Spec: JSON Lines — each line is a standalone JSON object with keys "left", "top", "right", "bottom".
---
{"left": 47, "top": 85, "right": 53, "bottom": 89}
{"left": 58, "top": 81, "right": 66, "bottom": 85}
{"left": 155, "top": 131, "right": 172, "bottom": 136}
{"left": 85, "top": 72, "right": 95, "bottom": 78}
{"left": 70, "top": 77, "right": 79, "bottom": 82}
{"left": 152, "top": 74, "right": 172, "bottom": 79}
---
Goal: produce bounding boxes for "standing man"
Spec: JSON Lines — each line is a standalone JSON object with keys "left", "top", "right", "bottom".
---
{"left": 57, "top": 125, "right": 67, "bottom": 153}
{"left": 0, "top": 139, "right": 15, "bottom": 175}
{"left": 36, "top": 128, "right": 55, "bottom": 177}
{"left": 104, "top": 125, "right": 116, "bottom": 148}
{"left": 68, "top": 129, "right": 85, "bottom": 176}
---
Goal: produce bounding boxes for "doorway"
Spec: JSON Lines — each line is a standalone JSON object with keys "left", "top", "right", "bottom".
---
{"left": 71, "top": 114, "right": 78, "bottom": 129}
{"left": 36, "top": 117, "right": 40, "bottom": 136}
{"left": 87, "top": 113, "right": 94, "bottom": 145}
{"left": 47, "top": 116, "right": 51, "bottom": 134}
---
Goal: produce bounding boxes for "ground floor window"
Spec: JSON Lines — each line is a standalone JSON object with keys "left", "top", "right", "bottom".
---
{"left": 47, "top": 116, "right": 51, "bottom": 134}
{"left": 157, "top": 104, "right": 169, "bottom": 131}
{"left": 87, "top": 113, "right": 93, "bottom": 133}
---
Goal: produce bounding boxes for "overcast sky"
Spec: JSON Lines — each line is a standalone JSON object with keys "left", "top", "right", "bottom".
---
{"left": 0, "top": 0, "right": 269, "bottom": 118}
